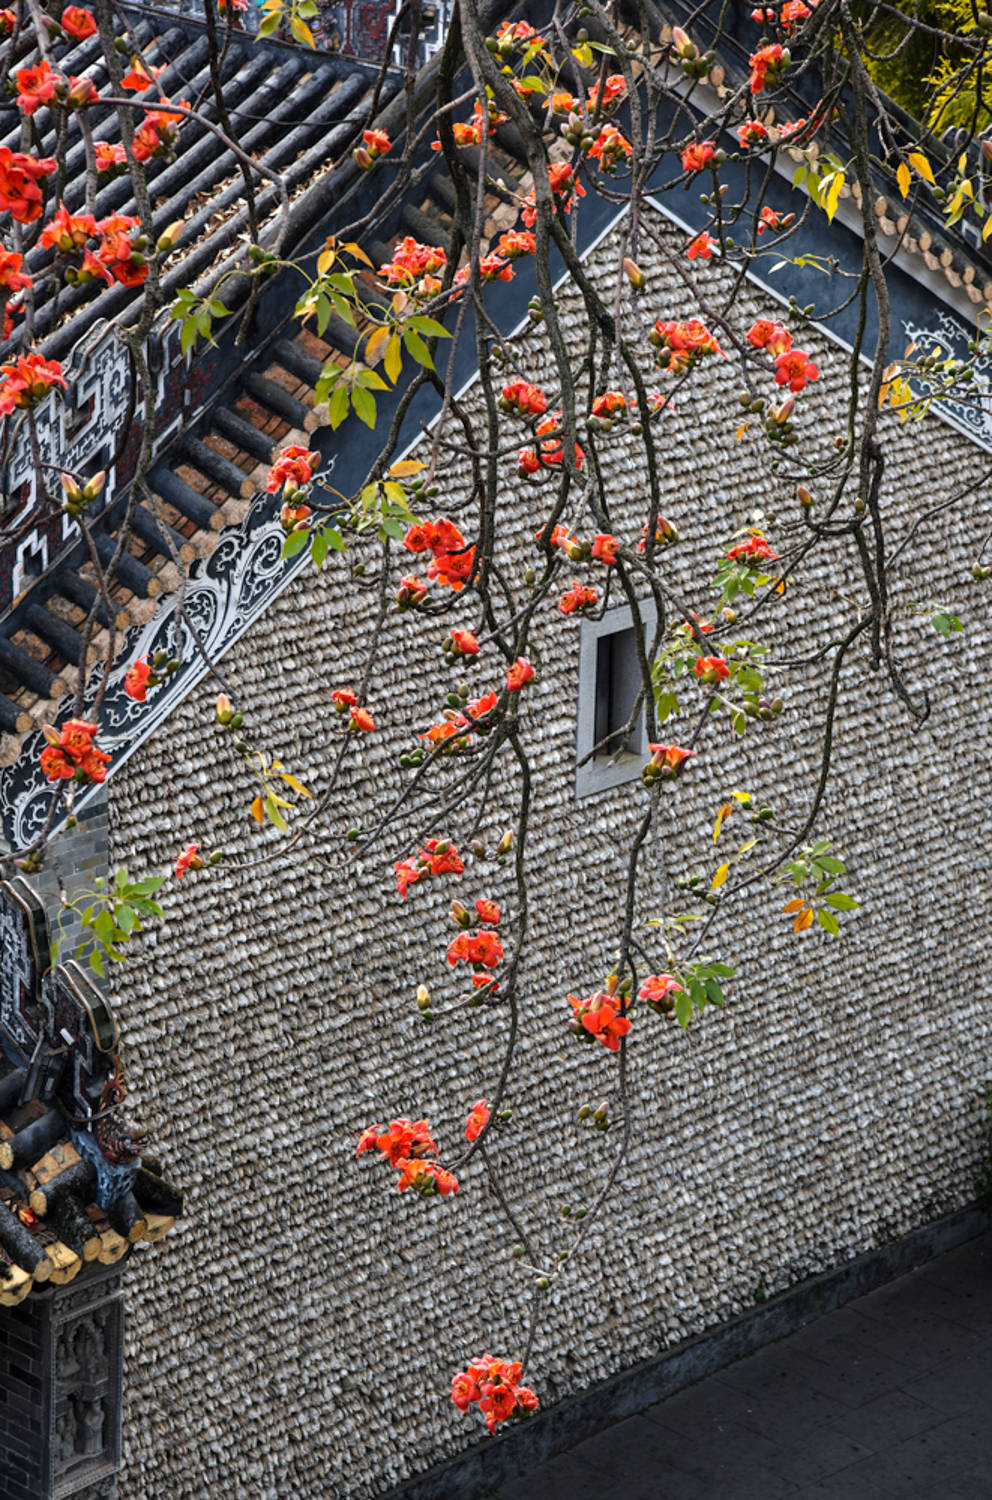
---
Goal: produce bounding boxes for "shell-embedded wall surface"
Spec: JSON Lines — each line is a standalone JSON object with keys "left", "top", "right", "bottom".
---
{"left": 107, "top": 217, "right": 992, "bottom": 1499}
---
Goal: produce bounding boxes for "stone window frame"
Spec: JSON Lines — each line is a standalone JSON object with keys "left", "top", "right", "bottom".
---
{"left": 575, "top": 599, "right": 657, "bottom": 797}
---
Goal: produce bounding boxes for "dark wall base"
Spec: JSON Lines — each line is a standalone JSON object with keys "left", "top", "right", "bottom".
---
{"left": 382, "top": 1206, "right": 990, "bottom": 1500}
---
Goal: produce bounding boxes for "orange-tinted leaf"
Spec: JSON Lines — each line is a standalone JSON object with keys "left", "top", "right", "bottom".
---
{"left": 250, "top": 795, "right": 264, "bottom": 824}
{"left": 782, "top": 898, "right": 806, "bottom": 913}
{"left": 792, "top": 906, "right": 814, "bottom": 932}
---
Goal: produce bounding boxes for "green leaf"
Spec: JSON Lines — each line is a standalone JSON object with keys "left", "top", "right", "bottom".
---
{"left": 379, "top": 516, "right": 407, "bottom": 540}
{"left": 406, "top": 316, "right": 451, "bottom": 338}
{"left": 264, "top": 795, "right": 288, "bottom": 832}
{"left": 116, "top": 905, "right": 137, "bottom": 933}
{"left": 325, "top": 527, "right": 345, "bottom": 552}
{"left": 675, "top": 990, "right": 693, "bottom": 1029}
{"left": 330, "top": 290, "right": 356, "bottom": 327}
{"left": 257, "top": 10, "right": 280, "bottom": 34}
{"left": 823, "top": 892, "right": 859, "bottom": 910}
{"left": 816, "top": 907, "right": 840, "bottom": 937}
{"left": 282, "top": 528, "right": 311, "bottom": 559}
{"left": 180, "top": 318, "right": 198, "bottom": 356}
{"left": 90, "top": 949, "right": 105, "bottom": 977}
{"left": 351, "top": 384, "right": 377, "bottom": 428}
{"left": 289, "top": 13, "right": 315, "bottom": 46}
{"left": 327, "top": 384, "right": 350, "bottom": 430}
{"left": 705, "top": 977, "right": 724, "bottom": 1006}
{"left": 814, "top": 855, "right": 845, "bottom": 875}
{"left": 311, "top": 529, "right": 330, "bottom": 571}
{"left": 403, "top": 329, "right": 434, "bottom": 369}
{"left": 354, "top": 369, "right": 390, "bottom": 391}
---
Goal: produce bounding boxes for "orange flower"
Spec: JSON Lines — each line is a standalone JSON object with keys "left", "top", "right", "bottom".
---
{"left": 358, "top": 1117, "right": 436, "bottom": 1165}
{"left": 686, "top": 231, "right": 717, "bottom": 260}
{"left": 0, "top": 251, "right": 31, "bottom": 293}
{"left": 0, "top": 352, "right": 66, "bottom": 414}
{"left": 725, "top": 535, "right": 779, "bottom": 565}
{"left": 40, "top": 201, "right": 96, "bottom": 253}
{"left": 521, "top": 162, "right": 584, "bottom": 228}
{"left": 650, "top": 318, "right": 724, "bottom": 373}
{"left": 447, "top": 930, "right": 504, "bottom": 969}
{"left": 396, "top": 574, "right": 429, "bottom": 609}
{"left": 124, "top": 658, "right": 153, "bottom": 701}
{"left": 738, "top": 119, "right": 769, "bottom": 147}
{"left": 639, "top": 973, "right": 683, "bottom": 1014}
{"left": 95, "top": 142, "right": 127, "bottom": 173}
{"left": 475, "top": 897, "right": 500, "bottom": 925}
{"left": 694, "top": 655, "right": 730, "bottom": 683}
{"left": 174, "top": 842, "right": 202, "bottom": 878}
{"left": 591, "top": 533, "right": 619, "bottom": 564}
{"left": 16, "top": 61, "right": 61, "bottom": 115}
{"left": 449, "top": 629, "right": 480, "bottom": 656}
{"left": 394, "top": 1159, "right": 459, "bottom": 1195}
{"left": 643, "top": 743, "right": 695, "bottom": 784}
{"left": 466, "top": 691, "right": 498, "bottom": 720}
{"left": 349, "top": 705, "right": 375, "bottom": 733}
{"left": 120, "top": 59, "right": 165, "bottom": 91}
{"left": 464, "top": 1100, "right": 490, "bottom": 1142}
{"left": 496, "top": 229, "right": 536, "bottom": 260}
{"left": 588, "top": 124, "right": 633, "bottom": 174}
{"left": 558, "top": 582, "right": 598, "bottom": 616}
{"left": 500, "top": 379, "right": 547, "bottom": 417}
{"left": 362, "top": 128, "right": 391, "bottom": 158}
{"left": 0, "top": 147, "right": 56, "bottom": 223}
{"left": 586, "top": 73, "right": 627, "bottom": 111}
{"left": 568, "top": 991, "right": 631, "bottom": 1051}
{"left": 774, "top": 349, "right": 819, "bottom": 392}
{"left": 681, "top": 139, "right": 717, "bottom": 173}
{"left": 61, "top": 6, "right": 97, "bottom": 39}
{"left": 506, "top": 658, "right": 534, "bottom": 692}
{"left": 749, "top": 43, "right": 787, "bottom": 94}
{"left": 267, "top": 444, "right": 318, "bottom": 493}
{"left": 332, "top": 688, "right": 357, "bottom": 711}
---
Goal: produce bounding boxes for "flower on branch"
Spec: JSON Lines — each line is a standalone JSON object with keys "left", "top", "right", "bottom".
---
{"left": 464, "top": 1100, "right": 490, "bottom": 1141}
{"left": 267, "top": 444, "right": 319, "bottom": 494}
{"left": 16, "top": 61, "right": 61, "bottom": 115}
{"left": 40, "top": 201, "right": 96, "bottom": 253}
{"left": 587, "top": 73, "right": 627, "bottom": 112}
{"left": 0, "top": 250, "right": 31, "bottom": 293}
{"left": 681, "top": 139, "right": 718, "bottom": 173}
{"left": 521, "top": 163, "right": 585, "bottom": 229}
{"left": 39, "top": 719, "right": 111, "bottom": 784}
{"left": 725, "top": 534, "right": 780, "bottom": 565}
{"left": 0, "top": 147, "right": 57, "bottom": 223}
{"left": 394, "top": 1159, "right": 459, "bottom": 1195}
{"left": 642, "top": 743, "right": 695, "bottom": 784}
{"left": 638, "top": 973, "right": 684, "bottom": 1014}
{"left": 694, "top": 655, "right": 730, "bottom": 684}
{"left": 588, "top": 125, "right": 633, "bottom": 174}
{"left": 357, "top": 1117, "right": 436, "bottom": 1165}
{"left": 174, "top": 842, "right": 203, "bottom": 879}
{"left": 0, "top": 351, "right": 66, "bottom": 413}
{"left": 738, "top": 118, "right": 769, "bottom": 147}
{"left": 686, "top": 231, "right": 717, "bottom": 260}
{"left": 447, "top": 930, "right": 504, "bottom": 969}
{"left": 637, "top": 517, "right": 679, "bottom": 551}
{"left": 567, "top": 991, "right": 631, "bottom": 1051}
{"left": 475, "top": 897, "right": 500, "bottom": 925}
{"left": 496, "top": 229, "right": 536, "bottom": 260}
{"left": 60, "top": 6, "right": 97, "bottom": 39}
{"left": 124, "top": 658, "right": 153, "bottom": 701}
{"left": 500, "top": 379, "right": 547, "bottom": 417}
{"left": 506, "top": 658, "right": 535, "bottom": 692}
{"left": 452, "top": 1354, "right": 538, "bottom": 1433}
{"left": 404, "top": 518, "right": 475, "bottom": 592}
{"left": 591, "top": 533, "right": 620, "bottom": 564}
{"left": 774, "top": 348, "right": 819, "bottom": 393}
{"left": 746, "top": 318, "right": 792, "bottom": 355}
{"left": 758, "top": 205, "right": 795, "bottom": 235}
{"left": 650, "top": 318, "right": 724, "bottom": 373}
{"left": 558, "top": 582, "right": 599, "bottom": 616}
{"left": 749, "top": 43, "right": 789, "bottom": 93}
{"left": 394, "top": 838, "right": 465, "bottom": 897}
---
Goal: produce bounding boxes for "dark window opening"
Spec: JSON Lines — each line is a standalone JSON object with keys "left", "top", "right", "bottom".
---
{"left": 594, "top": 627, "right": 642, "bottom": 759}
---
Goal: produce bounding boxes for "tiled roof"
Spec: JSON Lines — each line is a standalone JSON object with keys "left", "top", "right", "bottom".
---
{"left": 0, "top": 878, "right": 180, "bottom": 1305}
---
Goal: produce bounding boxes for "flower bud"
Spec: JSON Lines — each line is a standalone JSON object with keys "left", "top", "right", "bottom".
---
{"left": 83, "top": 470, "right": 106, "bottom": 502}
{"left": 61, "top": 473, "right": 85, "bottom": 508}
{"left": 216, "top": 693, "right": 235, "bottom": 725}
{"left": 450, "top": 900, "right": 471, "bottom": 929}
{"left": 797, "top": 485, "right": 814, "bottom": 508}
{"left": 622, "top": 257, "right": 646, "bottom": 290}
{"left": 496, "top": 829, "right": 513, "bottom": 856}
{"left": 156, "top": 220, "right": 185, "bottom": 254}
{"left": 416, "top": 984, "right": 431, "bottom": 1011}
{"left": 352, "top": 146, "right": 373, "bottom": 170}
{"left": 208, "top": 850, "right": 224, "bottom": 865}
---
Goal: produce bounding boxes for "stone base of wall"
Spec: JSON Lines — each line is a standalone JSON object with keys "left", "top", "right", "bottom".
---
{"left": 385, "top": 1205, "right": 990, "bottom": 1500}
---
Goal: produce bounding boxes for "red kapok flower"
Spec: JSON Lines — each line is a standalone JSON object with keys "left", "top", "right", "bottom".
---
{"left": 738, "top": 119, "right": 769, "bottom": 147}
{"left": 749, "top": 42, "right": 787, "bottom": 94}
{"left": 349, "top": 706, "right": 375, "bottom": 733}
{"left": 650, "top": 318, "right": 724, "bottom": 373}
{"left": 500, "top": 379, "right": 547, "bottom": 417}
{"left": 643, "top": 743, "right": 695, "bottom": 784}
{"left": 332, "top": 688, "right": 358, "bottom": 711}
{"left": 0, "top": 352, "right": 66, "bottom": 415}
{"left": 686, "top": 231, "right": 717, "bottom": 261}
{"left": 774, "top": 348, "right": 819, "bottom": 393}
{"left": 558, "top": 582, "right": 599, "bottom": 616}
{"left": 747, "top": 318, "right": 792, "bottom": 355}
{"left": 267, "top": 444, "right": 318, "bottom": 494}
{"left": 16, "top": 61, "right": 62, "bottom": 116}
{"left": 359, "top": 1117, "right": 436, "bottom": 1165}
{"left": 447, "top": 930, "right": 504, "bottom": 969}
{"left": 124, "top": 658, "right": 153, "bottom": 701}
{"left": 396, "top": 574, "right": 429, "bottom": 609}
{"left": 61, "top": 4, "right": 97, "bottom": 37}
{"left": 449, "top": 629, "right": 480, "bottom": 656}
{"left": 639, "top": 973, "right": 684, "bottom": 1013}
{"left": 496, "top": 229, "right": 536, "bottom": 260}
{"left": 758, "top": 205, "right": 795, "bottom": 235}
{"left": 0, "top": 147, "right": 57, "bottom": 223}
{"left": 464, "top": 1099, "right": 490, "bottom": 1141}
{"left": 587, "top": 73, "right": 627, "bottom": 111}
{"left": 174, "top": 842, "right": 202, "bottom": 878}
{"left": 725, "top": 534, "right": 780, "bottom": 565}
{"left": 591, "top": 533, "right": 620, "bottom": 564}
{"left": 567, "top": 991, "right": 631, "bottom": 1051}
{"left": 681, "top": 139, "right": 717, "bottom": 173}
{"left": 475, "top": 897, "right": 500, "bottom": 925}
{"left": 694, "top": 655, "right": 730, "bottom": 683}
{"left": 0, "top": 251, "right": 31, "bottom": 293}
{"left": 394, "top": 1159, "right": 459, "bottom": 1196}
{"left": 362, "top": 128, "right": 391, "bottom": 159}
{"left": 588, "top": 124, "right": 633, "bottom": 174}
{"left": 506, "top": 658, "right": 534, "bottom": 692}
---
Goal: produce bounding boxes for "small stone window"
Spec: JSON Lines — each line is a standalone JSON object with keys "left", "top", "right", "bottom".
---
{"left": 576, "top": 601, "right": 656, "bottom": 796}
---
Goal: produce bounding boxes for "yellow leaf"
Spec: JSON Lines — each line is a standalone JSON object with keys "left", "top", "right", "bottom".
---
{"left": 961, "top": 178, "right": 974, "bottom": 199}
{"left": 711, "top": 863, "right": 730, "bottom": 892}
{"left": 250, "top": 795, "right": 264, "bottom": 824}
{"left": 793, "top": 906, "right": 814, "bottom": 932}
{"left": 877, "top": 382, "right": 890, "bottom": 409}
{"left": 782, "top": 898, "right": 806, "bottom": 914}
{"left": 825, "top": 172, "right": 843, "bottom": 224}
{"left": 908, "top": 151, "right": 935, "bottom": 186}
{"left": 343, "top": 241, "right": 373, "bottom": 268}
{"left": 713, "top": 803, "right": 733, "bottom": 842}
{"left": 736, "top": 422, "right": 750, "bottom": 441}
{"left": 364, "top": 326, "right": 390, "bottom": 366}
{"left": 290, "top": 13, "right": 315, "bottom": 46}
{"left": 572, "top": 41, "right": 593, "bottom": 65}
{"left": 731, "top": 790, "right": 751, "bottom": 804}
{"left": 737, "top": 838, "right": 758, "bottom": 855}
{"left": 896, "top": 160, "right": 911, "bottom": 199}
{"left": 983, "top": 217, "right": 992, "bottom": 242}
{"left": 959, "top": 153, "right": 968, "bottom": 174}
{"left": 316, "top": 248, "right": 334, "bottom": 276}
{"left": 389, "top": 458, "right": 426, "bottom": 478}
{"left": 278, "top": 771, "right": 311, "bottom": 797}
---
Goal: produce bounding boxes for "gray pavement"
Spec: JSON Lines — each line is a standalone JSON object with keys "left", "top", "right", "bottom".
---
{"left": 496, "top": 1231, "right": 992, "bottom": 1500}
